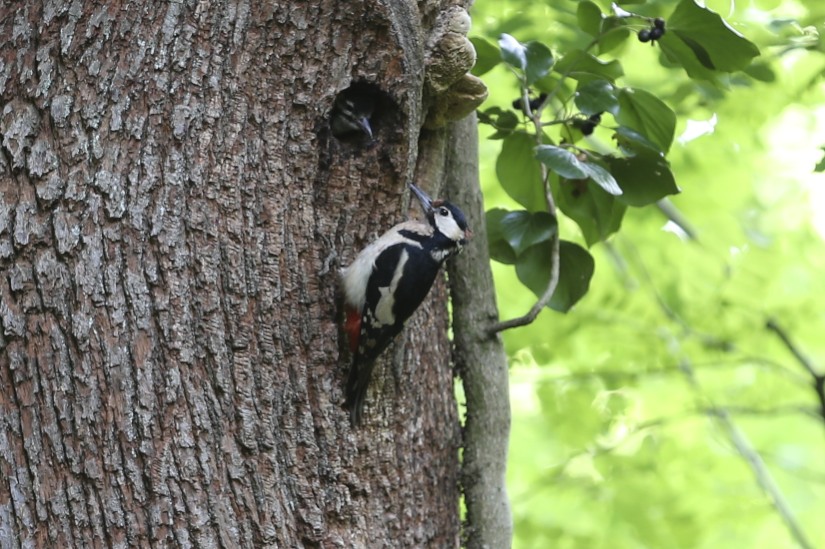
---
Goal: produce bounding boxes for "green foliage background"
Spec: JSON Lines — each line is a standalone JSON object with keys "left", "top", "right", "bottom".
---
{"left": 469, "top": 0, "right": 825, "bottom": 547}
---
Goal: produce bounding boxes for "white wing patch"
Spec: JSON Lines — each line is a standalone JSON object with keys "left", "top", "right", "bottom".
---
{"left": 341, "top": 221, "right": 428, "bottom": 312}
{"left": 373, "top": 248, "right": 409, "bottom": 327}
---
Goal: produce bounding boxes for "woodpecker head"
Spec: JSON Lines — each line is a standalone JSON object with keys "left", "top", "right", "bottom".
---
{"left": 409, "top": 183, "right": 471, "bottom": 245}
{"left": 331, "top": 92, "right": 374, "bottom": 140}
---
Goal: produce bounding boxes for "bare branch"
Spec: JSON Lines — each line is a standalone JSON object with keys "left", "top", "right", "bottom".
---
{"left": 765, "top": 318, "right": 821, "bottom": 380}
{"left": 622, "top": 249, "right": 815, "bottom": 548}
{"left": 656, "top": 198, "right": 699, "bottom": 241}
{"left": 673, "top": 354, "right": 815, "bottom": 549}
{"left": 487, "top": 233, "right": 559, "bottom": 334}
{"left": 765, "top": 318, "right": 825, "bottom": 427}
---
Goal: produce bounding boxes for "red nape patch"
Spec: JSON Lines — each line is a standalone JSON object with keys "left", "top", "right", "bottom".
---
{"left": 344, "top": 307, "right": 361, "bottom": 354}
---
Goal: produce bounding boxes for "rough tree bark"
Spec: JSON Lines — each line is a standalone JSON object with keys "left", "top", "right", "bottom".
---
{"left": 445, "top": 116, "right": 511, "bottom": 549}
{"left": 0, "top": 1, "right": 497, "bottom": 547}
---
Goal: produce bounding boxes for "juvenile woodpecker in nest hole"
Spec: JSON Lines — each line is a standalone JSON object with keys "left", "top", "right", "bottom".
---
{"left": 331, "top": 90, "right": 374, "bottom": 140}
{"left": 341, "top": 184, "right": 471, "bottom": 426}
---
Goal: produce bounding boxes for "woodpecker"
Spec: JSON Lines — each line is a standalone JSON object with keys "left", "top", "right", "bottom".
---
{"left": 331, "top": 90, "right": 374, "bottom": 140}
{"left": 341, "top": 183, "right": 471, "bottom": 426}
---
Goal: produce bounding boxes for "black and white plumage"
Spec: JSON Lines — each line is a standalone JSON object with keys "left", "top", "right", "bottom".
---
{"left": 331, "top": 90, "right": 374, "bottom": 140}
{"left": 341, "top": 183, "right": 471, "bottom": 426}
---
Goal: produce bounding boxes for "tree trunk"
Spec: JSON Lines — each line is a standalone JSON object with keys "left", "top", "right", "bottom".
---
{"left": 445, "top": 116, "right": 512, "bottom": 549}
{"left": 0, "top": 1, "right": 482, "bottom": 546}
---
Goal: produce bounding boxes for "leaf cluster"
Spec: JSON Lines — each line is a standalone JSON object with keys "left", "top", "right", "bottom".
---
{"left": 473, "top": 0, "right": 761, "bottom": 314}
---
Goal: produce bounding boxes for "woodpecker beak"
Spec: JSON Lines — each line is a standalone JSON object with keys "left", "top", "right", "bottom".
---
{"left": 356, "top": 117, "right": 373, "bottom": 140}
{"left": 408, "top": 183, "right": 434, "bottom": 214}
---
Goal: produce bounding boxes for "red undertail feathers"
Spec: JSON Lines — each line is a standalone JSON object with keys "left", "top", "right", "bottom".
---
{"left": 344, "top": 306, "right": 361, "bottom": 354}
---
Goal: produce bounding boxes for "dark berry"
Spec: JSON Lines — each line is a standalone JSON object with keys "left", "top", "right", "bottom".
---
{"left": 572, "top": 113, "right": 600, "bottom": 136}
{"left": 512, "top": 93, "right": 548, "bottom": 115}
{"left": 638, "top": 29, "right": 651, "bottom": 43}
{"left": 654, "top": 17, "right": 666, "bottom": 30}
{"left": 649, "top": 27, "right": 664, "bottom": 40}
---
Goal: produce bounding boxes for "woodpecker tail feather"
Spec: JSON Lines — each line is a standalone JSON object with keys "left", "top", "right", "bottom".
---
{"left": 344, "top": 358, "right": 374, "bottom": 427}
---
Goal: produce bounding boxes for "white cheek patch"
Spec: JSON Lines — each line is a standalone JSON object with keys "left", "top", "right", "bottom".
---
{"left": 434, "top": 214, "right": 464, "bottom": 241}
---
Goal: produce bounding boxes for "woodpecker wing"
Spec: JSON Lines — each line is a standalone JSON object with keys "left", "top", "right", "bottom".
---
{"left": 344, "top": 237, "right": 443, "bottom": 425}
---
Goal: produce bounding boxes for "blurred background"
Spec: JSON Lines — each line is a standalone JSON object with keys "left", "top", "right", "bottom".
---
{"left": 467, "top": 0, "right": 825, "bottom": 547}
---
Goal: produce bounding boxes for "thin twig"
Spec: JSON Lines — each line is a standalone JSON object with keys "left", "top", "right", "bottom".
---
{"left": 488, "top": 80, "right": 561, "bottom": 335}
{"left": 676, "top": 357, "right": 815, "bottom": 549}
{"left": 765, "top": 318, "right": 825, "bottom": 426}
{"left": 765, "top": 319, "right": 820, "bottom": 379}
{"left": 630, "top": 247, "right": 815, "bottom": 549}
{"left": 656, "top": 198, "right": 699, "bottom": 241}
{"left": 514, "top": 402, "right": 819, "bottom": 505}
{"left": 535, "top": 355, "right": 811, "bottom": 386}
{"left": 488, "top": 21, "right": 634, "bottom": 336}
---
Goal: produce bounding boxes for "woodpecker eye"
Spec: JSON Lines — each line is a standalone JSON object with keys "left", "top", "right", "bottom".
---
{"left": 439, "top": 207, "right": 449, "bottom": 216}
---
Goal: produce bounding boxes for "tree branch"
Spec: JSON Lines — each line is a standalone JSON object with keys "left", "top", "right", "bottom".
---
{"left": 516, "top": 403, "right": 823, "bottom": 505}
{"left": 616, "top": 245, "right": 815, "bottom": 548}
{"left": 445, "top": 114, "right": 513, "bottom": 549}
{"left": 656, "top": 198, "right": 699, "bottom": 241}
{"left": 486, "top": 233, "right": 559, "bottom": 334}
{"left": 628, "top": 249, "right": 814, "bottom": 548}
{"left": 676, "top": 356, "right": 815, "bottom": 549}
{"left": 487, "top": 85, "right": 560, "bottom": 335}
{"left": 765, "top": 318, "right": 825, "bottom": 427}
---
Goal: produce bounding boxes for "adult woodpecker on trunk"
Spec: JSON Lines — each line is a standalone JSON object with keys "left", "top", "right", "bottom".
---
{"left": 341, "top": 183, "right": 471, "bottom": 426}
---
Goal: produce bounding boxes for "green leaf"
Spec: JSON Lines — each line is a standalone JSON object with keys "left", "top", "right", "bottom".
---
{"left": 743, "top": 62, "right": 776, "bottom": 82}
{"left": 659, "top": 0, "right": 760, "bottom": 79}
{"left": 524, "top": 42, "right": 554, "bottom": 86}
{"left": 536, "top": 145, "right": 587, "bottom": 179}
{"left": 616, "top": 88, "right": 676, "bottom": 153}
{"left": 582, "top": 162, "right": 622, "bottom": 196}
{"left": 499, "top": 210, "right": 558, "bottom": 256}
{"left": 499, "top": 33, "right": 526, "bottom": 70}
{"left": 497, "top": 35, "right": 554, "bottom": 86}
{"left": 496, "top": 132, "right": 546, "bottom": 211}
{"left": 555, "top": 177, "right": 627, "bottom": 246}
{"left": 575, "top": 80, "right": 619, "bottom": 116}
{"left": 614, "top": 125, "right": 662, "bottom": 155}
{"left": 478, "top": 107, "right": 519, "bottom": 139}
{"left": 554, "top": 49, "right": 624, "bottom": 83}
{"left": 658, "top": 33, "right": 719, "bottom": 82}
{"left": 535, "top": 146, "right": 622, "bottom": 196}
{"left": 577, "top": 1, "right": 603, "bottom": 37}
{"left": 470, "top": 36, "right": 501, "bottom": 76}
{"left": 486, "top": 208, "right": 518, "bottom": 264}
{"left": 515, "top": 240, "right": 595, "bottom": 312}
{"left": 598, "top": 17, "right": 632, "bottom": 54}
{"left": 486, "top": 209, "right": 558, "bottom": 265}
{"left": 607, "top": 154, "right": 680, "bottom": 206}
{"left": 534, "top": 73, "right": 575, "bottom": 97}
{"left": 815, "top": 147, "right": 825, "bottom": 173}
